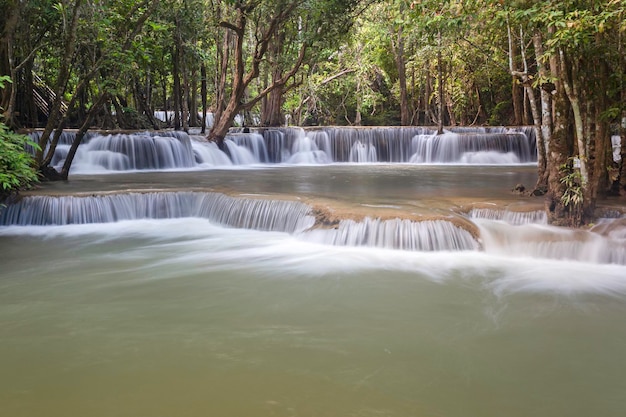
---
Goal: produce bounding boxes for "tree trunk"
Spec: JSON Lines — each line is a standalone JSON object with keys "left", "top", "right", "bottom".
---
{"left": 208, "top": 2, "right": 306, "bottom": 146}
{"left": 60, "top": 93, "right": 108, "bottom": 179}
{"left": 172, "top": 44, "right": 182, "bottom": 130}
{"left": 201, "top": 63, "right": 207, "bottom": 134}
{"left": 437, "top": 31, "right": 444, "bottom": 134}
{"left": 213, "top": 27, "right": 230, "bottom": 129}
{"left": 391, "top": 21, "right": 410, "bottom": 126}
{"left": 546, "top": 73, "right": 576, "bottom": 226}
{"left": 533, "top": 31, "right": 551, "bottom": 190}
{"left": 424, "top": 68, "right": 433, "bottom": 125}
{"left": 559, "top": 51, "right": 588, "bottom": 187}
{"left": 0, "top": 0, "right": 20, "bottom": 126}
{"left": 260, "top": 31, "right": 285, "bottom": 127}
{"left": 36, "top": 0, "right": 83, "bottom": 167}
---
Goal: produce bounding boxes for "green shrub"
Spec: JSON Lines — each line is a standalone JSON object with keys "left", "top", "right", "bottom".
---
{"left": 0, "top": 122, "right": 39, "bottom": 198}
{"left": 1, "top": 75, "right": 39, "bottom": 200}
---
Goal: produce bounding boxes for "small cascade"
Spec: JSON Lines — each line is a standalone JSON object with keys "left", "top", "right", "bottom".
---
{"left": 302, "top": 217, "right": 479, "bottom": 251}
{"left": 29, "top": 130, "right": 233, "bottom": 172}
{"left": 409, "top": 131, "right": 533, "bottom": 164}
{"left": 286, "top": 130, "right": 332, "bottom": 164}
{"left": 190, "top": 140, "right": 233, "bottom": 166}
{"left": 226, "top": 133, "right": 270, "bottom": 162}
{"left": 475, "top": 219, "right": 626, "bottom": 265}
{"left": 468, "top": 208, "right": 548, "bottom": 225}
{"left": 0, "top": 192, "right": 315, "bottom": 233}
{"left": 349, "top": 141, "right": 377, "bottom": 163}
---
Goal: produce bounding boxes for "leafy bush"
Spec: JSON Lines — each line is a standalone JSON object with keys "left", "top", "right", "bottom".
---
{"left": 1, "top": 75, "right": 39, "bottom": 199}
{"left": 0, "top": 123, "right": 39, "bottom": 198}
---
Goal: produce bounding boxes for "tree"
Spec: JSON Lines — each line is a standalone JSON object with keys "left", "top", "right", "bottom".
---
{"left": 207, "top": 0, "right": 367, "bottom": 146}
{"left": 489, "top": 0, "right": 625, "bottom": 226}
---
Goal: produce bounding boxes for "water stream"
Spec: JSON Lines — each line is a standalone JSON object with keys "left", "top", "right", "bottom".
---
{"left": 3, "top": 129, "right": 626, "bottom": 417}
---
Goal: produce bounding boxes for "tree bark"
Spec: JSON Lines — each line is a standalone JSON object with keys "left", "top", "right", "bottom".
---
{"left": 391, "top": 21, "right": 410, "bottom": 126}
{"left": 437, "top": 31, "right": 444, "bottom": 134}
{"left": 36, "top": 0, "right": 83, "bottom": 166}
{"left": 260, "top": 31, "right": 286, "bottom": 127}
{"left": 201, "top": 63, "right": 207, "bottom": 134}
{"left": 0, "top": 0, "right": 20, "bottom": 126}
{"left": 533, "top": 31, "right": 551, "bottom": 190}
{"left": 208, "top": 1, "right": 305, "bottom": 146}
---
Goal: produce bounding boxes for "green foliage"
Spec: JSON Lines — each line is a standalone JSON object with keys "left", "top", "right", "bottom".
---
{"left": 1, "top": 73, "right": 39, "bottom": 196}
{"left": 0, "top": 124, "right": 39, "bottom": 196}
{"left": 559, "top": 158, "right": 584, "bottom": 209}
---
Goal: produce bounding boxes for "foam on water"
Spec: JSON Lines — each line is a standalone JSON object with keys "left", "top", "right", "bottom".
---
{"left": 29, "top": 127, "right": 537, "bottom": 173}
{"left": 468, "top": 208, "right": 548, "bottom": 225}
{"left": 475, "top": 219, "right": 626, "bottom": 265}
{"left": 2, "top": 217, "right": 626, "bottom": 298}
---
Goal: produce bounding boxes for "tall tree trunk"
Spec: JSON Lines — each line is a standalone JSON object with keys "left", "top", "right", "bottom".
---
{"left": 213, "top": 27, "right": 230, "bottom": 129}
{"left": 391, "top": 20, "right": 410, "bottom": 126}
{"left": 189, "top": 66, "right": 198, "bottom": 127}
{"left": 424, "top": 68, "right": 433, "bottom": 125}
{"left": 201, "top": 63, "right": 207, "bottom": 134}
{"left": 546, "top": 61, "right": 576, "bottom": 226}
{"left": 0, "top": 0, "right": 20, "bottom": 126}
{"left": 36, "top": 0, "right": 83, "bottom": 167}
{"left": 559, "top": 50, "right": 588, "bottom": 185}
{"left": 260, "top": 31, "right": 285, "bottom": 127}
{"left": 436, "top": 31, "right": 444, "bottom": 134}
{"left": 172, "top": 45, "right": 182, "bottom": 130}
{"left": 508, "top": 22, "right": 548, "bottom": 194}
{"left": 532, "top": 31, "right": 551, "bottom": 190}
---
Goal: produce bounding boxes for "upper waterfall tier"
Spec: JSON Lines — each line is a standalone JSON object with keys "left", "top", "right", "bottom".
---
{"left": 30, "top": 126, "right": 537, "bottom": 174}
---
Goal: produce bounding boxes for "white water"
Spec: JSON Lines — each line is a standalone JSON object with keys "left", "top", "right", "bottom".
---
{"left": 304, "top": 217, "right": 479, "bottom": 251}
{"left": 3, "top": 142, "right": 626, "bottom": 416}
{"left": 469, "top": 207, "right": 548, "bottom": 225}
{"left": 2, "top": 218, "right": 626, "bottom": 417}
{"left": 3, "top": 192, "right": 625, "bottom": 266}
{"left": 30, "top": 126, "right": 537, "bottom": 174}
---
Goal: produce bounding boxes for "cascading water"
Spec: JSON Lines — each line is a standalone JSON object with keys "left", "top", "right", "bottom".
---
{"left": 0, "top": 192, "right": 315, "bottom": 234}
{"left": 303, "top": 217, "right": 479, "bottom": 251}
{"left": 5, "top": 192, "right": 625, "bottom": 265}
{"left": 409, "top": 131, "right": 532, "bottom": 164}
{"left": 475, "top": 219, "right": 626, "bottom": 265}
{"left": 5, "top": 124, "right": 626, "bottom": 417}
{"left": 465, "top": 207, "right": 626, "bottom": 265}
{"left": 468, "top": 207, "right": 548, "bottom": 225}
{"left": 29, "top": 126, "right": 537, "bottom": 173}
{"left": 29, "top": 130, "right": 231, "bottom": 173}
{"left": 0, "top": 193, "right": 478, "bottom": 252}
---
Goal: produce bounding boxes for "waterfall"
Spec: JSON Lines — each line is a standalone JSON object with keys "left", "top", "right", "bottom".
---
{"left": 3, "top": 192, "right": 625, "bottom": 263}
{"left": 349, "top": 141, "right": 378, "bottom": 163}
{"left": 409, "top": 131, "right": 533, "bottom": 164}
{"left": 0, "top": 192, "right": 315, "bottom": 233}
{"left": 286, "top": 129, "right": 332, "bottom": 164}
{"left": 475, "top": 219, "right": 626, "bottom": 265}
{"left": 302, "top": 217, "right": 479, "bottom": 251}
{"left": 226, "top": 133, "right": 270, "bottom": 162}
{"left": 468, "top": 208, "right": 548, "bottom": 225}
{"left": 27, "top": 126, "right": 537, "bottom": 171}
{"left": 29, "top": 130, "right": 233, "bottom": 173}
